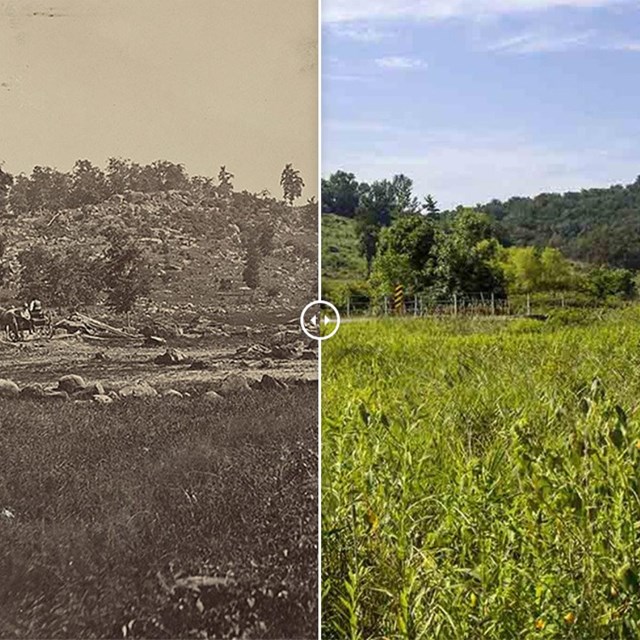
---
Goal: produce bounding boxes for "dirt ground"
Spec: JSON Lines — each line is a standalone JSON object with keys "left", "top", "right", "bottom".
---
{"left": 0, "top": 333, "right": 317, "bottom": 392}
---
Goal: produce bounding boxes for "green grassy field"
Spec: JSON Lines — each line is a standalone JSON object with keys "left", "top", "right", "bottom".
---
{"left": 322, "top": 310, "right": 640, "bottom": 639}
{"left": 0, "top": 387, "right": 317, "bottom": 639}
{"left": 322, "top": 214, "right": 366, "bottom": 283}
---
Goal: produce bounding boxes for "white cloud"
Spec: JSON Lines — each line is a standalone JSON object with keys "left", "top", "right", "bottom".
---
{"left": 486, "top": 29, "right": 596, "bottom": 52}
{"left": 323, "top": 132, "right": 640, "bottom": 209}
{"left": 375, "top": 56, "right": 428, "bottom": 69}
{"left": 330, "top": 24, "right": 395, "bottom": 42}
{"left": 607, "top": 40, "right": 640, "bottom": 51}
{"left": 323, "top": 0, "right": 631, "bottom": 23}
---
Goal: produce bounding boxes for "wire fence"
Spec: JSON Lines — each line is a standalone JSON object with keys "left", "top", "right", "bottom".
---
{"left": 334, "top": 292, "right": 574, "bottom": 318}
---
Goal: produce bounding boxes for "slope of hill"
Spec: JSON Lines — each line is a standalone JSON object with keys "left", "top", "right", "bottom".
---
{"left": 321, "top": 213, "right": 366, "bottom": 282}
{"left": 1, "top": 190, "right": 317, "bottom": 320}
{"left": 476, "top": 176, "right": 640, "bottom": 269}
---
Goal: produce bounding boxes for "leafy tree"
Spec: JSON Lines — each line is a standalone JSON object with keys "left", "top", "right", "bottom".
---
{"left": 69, "top": 159, "right": 109, "bottom": 207}
{"left": 434, "top": 209, "right": 505, "bottom": 296}
{"left": 373, "top": 214, "right": 437, "bottom": 291}
{"left": 8, "top": 174, "right": 30, "bottom": 215}
{"left": 27, "top": 166, "right": 71, "bottom": 211}
{"left": 102, "top": 225, "right": 154, "bottom": 314}
{"left": 355, "top": 181, "right": 397, "bottom": 275}
{"left": 106, "top": 157, "right": 142, "bottom": 194}
{"left": 586, "top": 267, "right": 635, "bottom": 300}
{"left": 280, "top": 163, "right": 305, "bottom": 205}
{"left": 17, "top": 244, "right": 103, "bottom": 307}
{"left": 422, "top": 194, "right": 440, "bottom": 218}
{"left": 321, "top": 171, "right": 362, "bottom": 216}
{"left": 218, "top": 165, "right": 234, "bottom": 199}
{"left": 148, "top": 160, "right": 190, "bottom": 191}
{"left": 0, "top": 165, "right": 13, "bottom": 214}
{"left": 390, "top": 173, "right": 420, "bottom": 215}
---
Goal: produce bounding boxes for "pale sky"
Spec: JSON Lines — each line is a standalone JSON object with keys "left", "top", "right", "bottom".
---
{"left": 0, "top": 0, "right": 318, "bottom": 198}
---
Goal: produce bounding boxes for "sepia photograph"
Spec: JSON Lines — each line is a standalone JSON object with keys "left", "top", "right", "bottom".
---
{"left": 0, "top": 1, "right": 318, "bottom": 638}
{"left": 321, "top": 0, "right": 640, "bottom": 638}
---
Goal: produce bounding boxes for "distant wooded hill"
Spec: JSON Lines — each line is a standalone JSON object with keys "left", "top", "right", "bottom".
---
{"left": 322, "top": 171, "right": 640, "bottom": 270}
{"left": 477, "top": 176, "right": 640, "bottom": 269}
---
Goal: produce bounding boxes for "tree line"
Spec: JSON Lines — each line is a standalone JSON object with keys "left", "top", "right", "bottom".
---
{"left": 322, "top": 169, "right": 639, "bottom": 304}
{"left": 0, "top": 159, "right": 307, "bottom": 215}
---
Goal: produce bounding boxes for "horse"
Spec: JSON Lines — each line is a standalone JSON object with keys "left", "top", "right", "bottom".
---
{"left": 0, "top": 308, "right": 20, "bottom": 341}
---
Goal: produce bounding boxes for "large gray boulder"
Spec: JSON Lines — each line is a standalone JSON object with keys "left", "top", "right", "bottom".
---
{"left": 119, "top": 382, "right": 158, "bottom": 398}
{"left": 0, "top": 379, "right": 19, "bottom": 398}
{"left": 20, "top": 383, "right": 46, "bottom": 399}
{"left": 154, "top": 349, "right": 188, "bottom": 365}
{"left": 57, "top": 374, "right": 86, "bottom": 394}
{"left": 219, "top": 373, "right": 252, "bottom": 395}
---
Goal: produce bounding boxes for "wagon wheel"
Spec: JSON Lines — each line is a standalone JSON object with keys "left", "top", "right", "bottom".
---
{"left": 43, "top": 312, "right": 54, "bottom": 338}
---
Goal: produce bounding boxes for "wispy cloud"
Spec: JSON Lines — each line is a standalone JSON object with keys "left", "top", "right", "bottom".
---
{"left": 323, "top": 129, "right": 640, "bottom": 208}
{"left": 323, "top": 0, "right": 631, "bottom": 23}
{"left": 375, "top": 55, "right": 428, "bottom": 69}
{"left": 330, "top": 24, "right": 395, "bottom": 42}
{"left": 607, "top": 40, "right": 640, "bottom": 51}
{"left": 485, "top": 29, "right": 596, "bottom": 52}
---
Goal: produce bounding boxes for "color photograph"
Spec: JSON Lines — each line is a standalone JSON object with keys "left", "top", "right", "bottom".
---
{"left": 321, "top": 1, "right": 640, "bottom": 637}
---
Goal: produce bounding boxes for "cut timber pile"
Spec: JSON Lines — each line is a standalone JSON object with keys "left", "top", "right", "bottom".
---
{"left": 54, "top": 313, "right": 139, "bottom": 341}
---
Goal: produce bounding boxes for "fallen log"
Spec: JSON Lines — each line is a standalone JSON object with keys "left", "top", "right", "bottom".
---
{"left": 72, "top": 313, "right": 132, "bottom": 337}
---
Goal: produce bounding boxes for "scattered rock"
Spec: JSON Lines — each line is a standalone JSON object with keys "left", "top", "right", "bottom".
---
{"left": 154, "top": 349, "right": 188, "bottom": 365}
{"left": 0, "top": 379, "right": 20, "bottom": 398}
{"left": 144, "top": 335, "right": 167, "bottom": 347}
{"left": 189, "top": 359, "right": 209, "bottom": 370}
{"left": 202, "top": 390, "right": 223, "bottom": 402}
{"left": 44, "top": 390, "right": 69, "bottom": 402}
{"left": 93, "top": 394, "right": 114, "bottom": 405}
{"left": 93, "top": 351, "right": 109, "bottom": 361}
{"left": 219, "top": 373, "right": 252, "bottom": 395}
{"left": 57, "top": 374, "right": 86, "bottom": 394}
{"left": 72, "top": 382, "right": 106, "bottom": 399}
{"left": 162, "top": 389, "right": 184, "bottom": 399}
{"left": 20, "top": 383, "right": 46, "bottom": 399}
{"left": 254, "top": 374, "right": 288, "bottom": 391}
{"left": 119, "top": 382, "right": 158, "bottom": 398}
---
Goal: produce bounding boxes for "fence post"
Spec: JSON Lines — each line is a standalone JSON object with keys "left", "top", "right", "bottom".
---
{"left": 526, "top": 294, "right": 531, "bottom": 316}
{"left": 491, "top": 292, "right": 495, "bottom": 316}
{"left": 453, "top": 293, "right": 458, "bottom": 317}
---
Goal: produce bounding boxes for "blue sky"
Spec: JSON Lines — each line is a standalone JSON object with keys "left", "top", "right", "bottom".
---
{"left": 322, "top": 0, "right": 640, "bottom": 209}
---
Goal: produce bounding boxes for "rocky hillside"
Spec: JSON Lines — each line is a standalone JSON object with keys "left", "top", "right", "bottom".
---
{"left": 0, "top": 189, "right": 318, "bottom": 321}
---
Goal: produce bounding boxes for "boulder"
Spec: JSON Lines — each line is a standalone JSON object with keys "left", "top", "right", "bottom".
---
{"left": 162, "top": 389, "right": 184, "bottom": 399}
{"left": 93, "top": 394, "right": 114, "bottom": 405}
{"left": 219, "top": 373, "right": 252, "bottom": 395}
{"left": 44, "top": 390, "right": 69, "bottom": 402}
{"left": 254, "top": 374, "right": 288, "bottom": 391}
{"left": 144, "top": 335, "right": 167, "bottom": 347}
{"left": 0, "top": 379, "right": 20, "bottom": 398}
{"left": 202, "top": 390, "right": 223, "bottom": 402}
{"left": 57, "top": 374, "right": 86, "bottom": 394}
{"left": 154, "top": 349, "right": 188, "bottom": 365}
{"left": 119, "top": 382, "right": 158, "bottom": 398}
{"left": 72, "top": 382, "right": 105, "bottom": 399}
{"left": 20, "top": 383, "right": 46, "bottom": 399}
